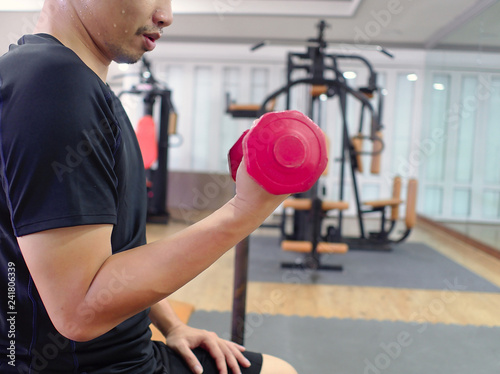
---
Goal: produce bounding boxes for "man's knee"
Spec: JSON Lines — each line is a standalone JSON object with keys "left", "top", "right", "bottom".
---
{"left": 260, "top": 354, "right": 298, "bottom": 374}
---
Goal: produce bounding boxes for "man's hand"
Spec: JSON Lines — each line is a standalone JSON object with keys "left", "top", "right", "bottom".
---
{"left": 232, "top": 157, "right": 289, "bottom": 220}
{"left": 164, "top": 324, "right": 251, "bottom": 374}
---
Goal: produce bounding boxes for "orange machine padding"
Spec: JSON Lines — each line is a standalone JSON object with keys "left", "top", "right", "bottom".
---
{"left": 317, "top": 242, "right": 349, "bottom": 254}
{"left": 150, "top": 299, "right": 195, "bottom": 341}
{"left": 311, "top": 85, "right": 328, "bottom": 98}
{"left": 370, "top": 131, "right": 383, "bottom": 175}
{"left": 228, "top": 98, "right": 277, "bottom": 113}
{"left": 359, "top": 88, "right": 375, "bottom": 99}
{"left": 281, "top": 240, "right": 348, "bottom": 254}
{"left": 405, "top": 179, "right": 418, "bottom": 229}
{"left": 351, "top": 134, "right": 364, "bottom": 173}
{"left": 322, "top": 200, "right": 350, "bottom": 211}
{"left": 283, "top": 198, "right": 349, "bottom": 211}
{"left": 228, "top": 104, "right": 260, "bottom": 111}
{"left": 362, "top": 176, "right": 403, "bottom": 220}
{"left": 363, "top": 198, "right": 402, "bottom": 209}
{"left": 391, "top": 176, "right": 402, "bottom": 220}
{"left": 168, "top": 112, "right": 178, "bottom": 135}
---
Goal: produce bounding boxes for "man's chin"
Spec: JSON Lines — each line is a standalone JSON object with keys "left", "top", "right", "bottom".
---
{"left": 114, "top": 52, "right": 146, "bottom": 65}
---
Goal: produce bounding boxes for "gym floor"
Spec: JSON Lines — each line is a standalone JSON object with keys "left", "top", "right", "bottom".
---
{"left": 146, "top": 214, "right": 500, "bottom": 328}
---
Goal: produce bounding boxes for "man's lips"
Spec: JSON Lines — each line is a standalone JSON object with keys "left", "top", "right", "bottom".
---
{"left": 142, "top": 33, "right": 161, "bottom": 51}
{"left": 144, "top": 32, "right": 161, "bottom": 42}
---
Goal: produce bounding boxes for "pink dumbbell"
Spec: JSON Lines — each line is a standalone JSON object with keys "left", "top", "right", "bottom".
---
{"left": 228, "top": 110, "right": 328, "bottom": 195}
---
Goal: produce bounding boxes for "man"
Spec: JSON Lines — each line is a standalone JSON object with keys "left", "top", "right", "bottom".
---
{"left": 0, "top": 1, "right": 298, "bottom": 373}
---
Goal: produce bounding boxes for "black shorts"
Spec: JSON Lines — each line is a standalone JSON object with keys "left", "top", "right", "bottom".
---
{"left": 153, "top": 341, "right": 263, "bottom": 374}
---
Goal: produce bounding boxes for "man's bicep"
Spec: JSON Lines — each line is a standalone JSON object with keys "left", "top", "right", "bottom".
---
{"left": 17, "top": 224, "right": 113, "bottom": 337}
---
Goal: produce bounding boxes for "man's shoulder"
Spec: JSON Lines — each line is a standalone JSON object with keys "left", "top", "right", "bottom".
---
{"left": 0, "top": 34, "right": 117, "bottom": 143}
{"left": 2, "top": 34, "right": 80, "bottom": 66}
{"left": 0, "top": 34, "right": 102, "bottom": 91}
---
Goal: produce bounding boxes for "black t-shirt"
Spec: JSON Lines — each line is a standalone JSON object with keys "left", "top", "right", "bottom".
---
{"left": 0, "top": 34, "right": 158, "bottom": 373}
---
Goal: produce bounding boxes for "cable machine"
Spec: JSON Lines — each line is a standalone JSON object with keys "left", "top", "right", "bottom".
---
{"left": 276, "top": 20, "right": 389, "bottom": 257}
{"left": 118, "top": 57, "right": 178, "bottom": 224}
{"left": 234, "top": 21, "right": 417, "bottom": 251}
{"left": 227, "top": 20, "right": 418, "bottom": 344}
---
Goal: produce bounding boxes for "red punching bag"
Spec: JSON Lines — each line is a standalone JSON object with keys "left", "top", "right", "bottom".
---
{"left": 135, "top": 115, "right": 158, "bottom": 169}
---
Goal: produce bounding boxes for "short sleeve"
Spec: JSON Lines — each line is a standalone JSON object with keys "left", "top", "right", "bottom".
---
{"left": 0, "top": 50, "right": 121, "bottom": 237}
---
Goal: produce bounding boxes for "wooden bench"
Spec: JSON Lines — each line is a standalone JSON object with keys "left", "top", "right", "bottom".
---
{"left": 150, "top": 299, "right": 195, "bottom": 341}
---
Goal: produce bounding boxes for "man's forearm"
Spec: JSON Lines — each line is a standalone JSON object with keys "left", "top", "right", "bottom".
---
{"left": 77, "top": 195, "right": 279, "bottom": 340}
{"left": 149, "top": 298, "right": 183, "bottom": 338}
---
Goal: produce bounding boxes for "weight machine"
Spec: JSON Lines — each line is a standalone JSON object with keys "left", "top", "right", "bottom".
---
{"left": 227, "top": 21, "right": 417, "bottom": 255}
{"left": 271, "top": 20, "right": 391, "bottom": 256}
{"left": 227, "top": 20, "right": 418, "bottom": 344}
{"left": 118, "top": 57, "right": 179, "bottom": 223}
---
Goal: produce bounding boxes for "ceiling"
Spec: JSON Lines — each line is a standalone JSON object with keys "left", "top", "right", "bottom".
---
{"left": 1, "top": 0, "right": 500, "bottom": 54}
{"left": 163, "top": 0, "right": 500, "bottom": 52}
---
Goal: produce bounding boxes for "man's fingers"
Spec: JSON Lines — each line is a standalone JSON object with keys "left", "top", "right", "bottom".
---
{"left": 175, "top": 343, "right": 204, "bottom": 374}
{"left": 212, "top": 339, "right": 250, "bottom": 374}
{"left": 198, "top": 332, "right": 229, "bottom": 374}
{"left": 232, "top": 342, "right": 246, "bottom": 352}
{"left": 226, "top": 341, "right": 251, "bottom": 371}
{"left": 221, "top": 344, "right": 241, "bottom": 374}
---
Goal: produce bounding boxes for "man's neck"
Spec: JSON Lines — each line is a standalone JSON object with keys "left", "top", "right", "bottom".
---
{"left": 34, "top": 2, "right": 110, "bottom": 82}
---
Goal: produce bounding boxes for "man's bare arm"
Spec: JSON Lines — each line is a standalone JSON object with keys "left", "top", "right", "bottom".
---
{"left": 18, "top": 166, "right": 285, "bottom": 342}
